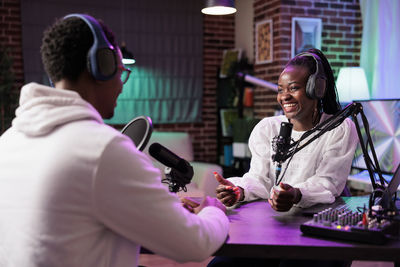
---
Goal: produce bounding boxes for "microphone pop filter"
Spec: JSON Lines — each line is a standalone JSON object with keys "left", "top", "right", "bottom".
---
{"left": 121, "top": 116, "right": 153, "bottom": 151}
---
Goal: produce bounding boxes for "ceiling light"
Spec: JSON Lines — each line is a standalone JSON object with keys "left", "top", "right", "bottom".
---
{"left": 201, "top": 0, "right": 236, "bottom": 15}
{"left": 121, "top": 42, "right": 136, "bottom": 65}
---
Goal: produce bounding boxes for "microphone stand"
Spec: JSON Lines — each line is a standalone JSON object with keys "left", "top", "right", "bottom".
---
{"left": 232, "top": 73, "right": 392, "bottom": 212}
{"left": 272, "top": 122, "right": 293, "bottom": 186}
{"left": 281, "top": 102, "right": 388, "bottom": 209}
{"left": 163, "top": 165, "right": 194, "bottom": 193}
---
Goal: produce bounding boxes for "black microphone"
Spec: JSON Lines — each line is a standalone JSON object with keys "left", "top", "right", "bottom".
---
{"left": 272, "top": 122, "right": 293, "bottom": 163}
{"left": 149, "top": 142, "right": 191, "bottom": 174}
{"left": 272, "top": 122, "right": 293, "bottom": 184}
{"left": 148, "top": 142, "right": 194, "bottom": 192}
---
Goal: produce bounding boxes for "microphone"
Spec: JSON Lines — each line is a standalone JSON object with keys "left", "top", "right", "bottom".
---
{"left": 148, "top": 142, "right": 194, "bottom": 192}
{"left": 272, "top": 122, "right": 293, "bottom": 163}
{"left": 149, "top": 143, "right": 192, "bottom": 174}
{"left": 272, "top": 122, "right": 293, "bottom": 184}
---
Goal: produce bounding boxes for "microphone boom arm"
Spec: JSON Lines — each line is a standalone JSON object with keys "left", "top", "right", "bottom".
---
{"left": 283, "top": 102, "right": 386, "bottom": 190}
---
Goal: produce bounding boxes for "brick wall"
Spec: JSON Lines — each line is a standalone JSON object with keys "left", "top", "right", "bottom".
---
{"left": 0, "top": 0, "right": 23, "bottom": 133}
{"left": 155, "top": 14, "right": 235, "bottom": 163}
{"left": 253, "top": 0, "right": 362, "bottom": 118}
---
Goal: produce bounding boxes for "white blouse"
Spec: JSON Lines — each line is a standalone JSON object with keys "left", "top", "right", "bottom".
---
{"left": 228, "top": 113, "right": 359, "bottom": 208}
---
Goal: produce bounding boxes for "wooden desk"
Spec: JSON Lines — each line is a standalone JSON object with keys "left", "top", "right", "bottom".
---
{"left": 215, "top": 198, "right": 400, "bottom": 264}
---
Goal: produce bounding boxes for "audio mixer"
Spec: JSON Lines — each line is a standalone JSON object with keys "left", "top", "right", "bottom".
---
{"left": 300, "top": 202, "right": 399, "bottom": 244}
{"left": 301, "top": 165, "right": 400, "bottom": 244}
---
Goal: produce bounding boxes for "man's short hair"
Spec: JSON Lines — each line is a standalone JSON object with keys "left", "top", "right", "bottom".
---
{"left": 40, "top": 15, "right": 117, "bottom": 83}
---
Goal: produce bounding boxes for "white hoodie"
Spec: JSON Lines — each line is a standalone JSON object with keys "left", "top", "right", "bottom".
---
{"left": 0, "top": 83, "right": 229, "bottom": 267}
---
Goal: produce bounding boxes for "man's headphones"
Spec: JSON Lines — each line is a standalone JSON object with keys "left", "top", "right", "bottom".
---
{"left": 63, "top": 13, "right": 118, "bottom": 81}
{"left": 296, "top": 52, "right": 327, "bottom": 99}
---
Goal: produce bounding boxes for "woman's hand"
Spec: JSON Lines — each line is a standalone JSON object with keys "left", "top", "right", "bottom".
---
{"left": 214, "top": 172, "right": 244, "bottom": 207}
{"left": 268, "top": 183, "right": 302, "bottom": 212}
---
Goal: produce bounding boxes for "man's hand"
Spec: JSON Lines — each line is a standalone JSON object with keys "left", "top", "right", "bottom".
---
{"left": 181, "top": 196, "right": 226, "bottom": 214}
{"left": 180, "top": 197, "right": 200, "bottom": 213}
{"left": 214, "top": 172, "right": 243, "bottom": 207}
{"left": 268, "top": 183, "right": 302, "bottom": 212}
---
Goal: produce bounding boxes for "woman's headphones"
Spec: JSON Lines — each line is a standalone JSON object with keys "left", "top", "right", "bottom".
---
{"left": 63, "top": 13, "right": 118, "bottom": 81}
{"left": 296, "top": 52, "right": 327, "bottom": 100}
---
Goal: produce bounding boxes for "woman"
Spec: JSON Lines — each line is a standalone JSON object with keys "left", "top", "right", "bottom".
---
{"left": 215, "top": 48, "right": 358, "bottom": 212}
{"left": 209, "top": 48, "right": 358, "bottom": 267}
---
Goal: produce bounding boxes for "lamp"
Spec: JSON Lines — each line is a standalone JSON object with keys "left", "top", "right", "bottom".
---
{"left": 121, "top": 41, "right": 136, "bottom": 65}
{"left": 237, "top": 72, "right": 278, "bottom": 92}
{"left": 201, "top": 0, "right": 236, "bottom": 15}
{"left": 336, "top": 67, "right": 370, "bottom": 103}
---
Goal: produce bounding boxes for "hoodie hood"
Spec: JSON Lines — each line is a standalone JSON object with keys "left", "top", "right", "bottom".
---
{"left": 12, "top": 83, "right": 103, "bottom": 137}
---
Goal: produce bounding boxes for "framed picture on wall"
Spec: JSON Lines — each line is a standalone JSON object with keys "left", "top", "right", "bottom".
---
{"left": 220, "top": 49, "right": 242, "bottom": 78}
{"left": 255, "top": 19, "right": 273, "bottom": 64}
{"left": 291, "top": 17, "right": 322, "bottom": 58}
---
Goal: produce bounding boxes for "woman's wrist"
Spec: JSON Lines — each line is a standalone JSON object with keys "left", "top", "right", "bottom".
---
{"left": 293, "top": 188, "right": 302, "bottom": 204}
{"left": 238, "top": 186, "right": 245, "bottom": 201}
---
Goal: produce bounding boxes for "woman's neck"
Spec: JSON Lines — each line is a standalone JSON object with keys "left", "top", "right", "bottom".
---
{"left": 290, "top": 112, "right": 321, "bottom": 132}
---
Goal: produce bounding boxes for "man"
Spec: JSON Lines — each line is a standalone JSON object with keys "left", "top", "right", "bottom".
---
{"left": 0, "top": 14, "right": 228, "bottom": 267}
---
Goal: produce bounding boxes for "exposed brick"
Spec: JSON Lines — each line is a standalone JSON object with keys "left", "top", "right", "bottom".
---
{"left": 331, "top": 3, "right": 344, "bottom": 9}
{"left": 315, "top": 2, "right": 329, "bottom": 8}
{"left": 321, "top": 17, "right": 329, "bottom": 23}
{"left": 330, "top": 32, "right": 343, "bottom": 38}
{"left": 326, "top": 54, "right": 337, "bottom": 60}
{"left": 339, "top": 11, "right": 354, "bottom": 17}
{"left": 331, "top": 61, "right": 344, "bottom": 67}
{"left": 354, "top": 25, "right": 363, "bottom": 32}
{"left": 345, "top": 4, "right": 360, "bottom": 10}
{"left": 338, "top": 40, "right": 352, "bottom": 46}
{"left": 0, "top": 9, "right": 10, "bottom": 16}
{"left": 279, "top": 7, "right": 290, "bottom": 13}
{"left": 290, "top": 7, "right": 306, "bottom": 14}
{"left": 1, "top": 0, "right": 23, "bottom": 134}
{"left": 345, "top": 32, "right": 362, "bottom": 38}
{"left": 282, "top": 0, "right": 296, "bottom": 5}
{"left": 324, "top": 25, "right": 338, "bottom": 31}
{"left": 324, "top": 39, "right": 337, "bottom": 44}
{"left": 3, "top": 2, "right": 19, "bottom": 8}
{"left": 339, "top": 25, "right": 352, "bottom": 31}
{"left": 331, "top": 47, "right": 344, "bottom": 52}
{"left": 346, "top": 48, "right": 360, "bottom": 53}
{"left": 330, "top": 17, "right": 344, "bottom": 24}
{"left": 307, "top": 8, "right": 322, "bottom": 15}
{"left": 346, "top": 61, "right": 360, "bottom": 67}
{"left": 345, "top": 18, "right": 361, "bottom": 24}
{"left": 339, "top": 54, "right": 353, "bottom": 60}
{"left": 323, "top": 10, "right": 337, "bottom": 16}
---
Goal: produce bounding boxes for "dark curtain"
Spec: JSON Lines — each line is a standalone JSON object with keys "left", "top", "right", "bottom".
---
{"left": 107, "top": 0, "right": 203, "bottom": 124}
